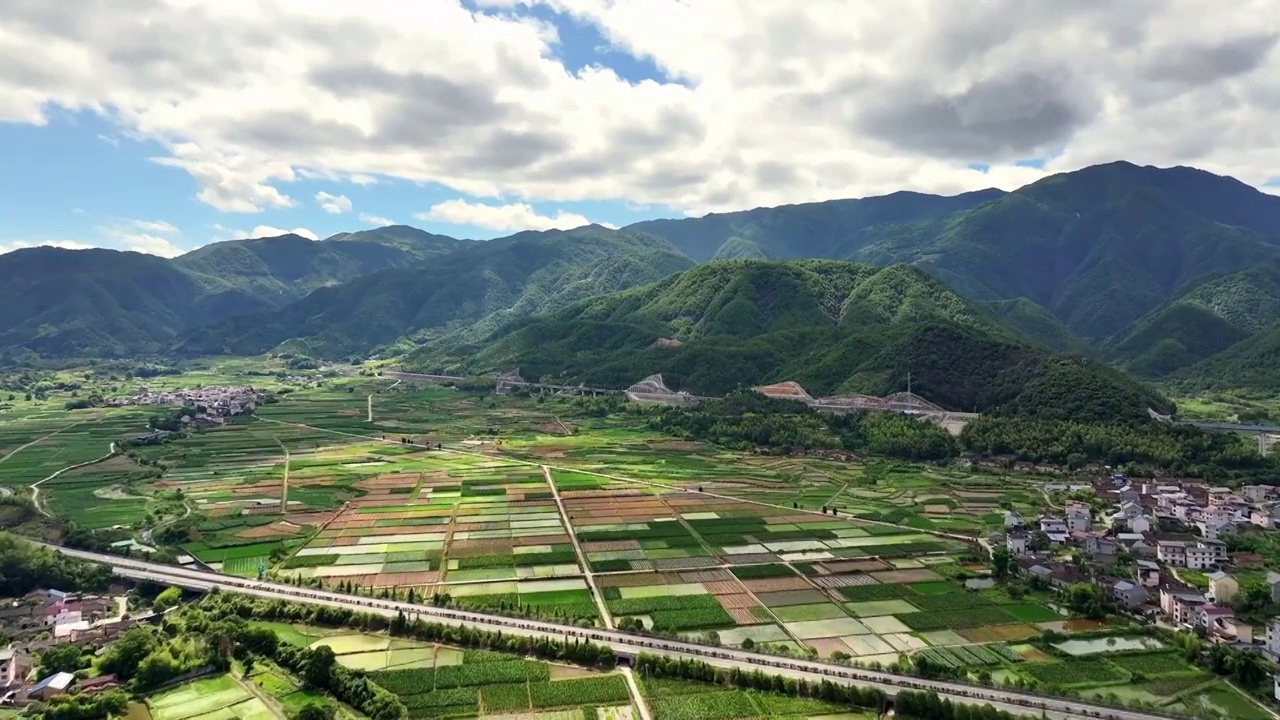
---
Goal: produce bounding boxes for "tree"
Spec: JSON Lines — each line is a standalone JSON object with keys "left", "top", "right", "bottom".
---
{"left": 98, "top": 627, "right": 161, "bottom": 681}
{"left": 39, "top": 644, "right": 86, "bottom": 676}
{"left": 991, "top": 548, "right": 1012, "bottom": 580}
{"left": 153, "top": 586, "right": 182, "bottom": 612}
{"left": 304, "top": 645, "right": 337, "bottom": 689}
{"left": 1067, "top": 582, "right": 1108, "bottom": 620}
{"left": 294, "top": 704, "right": 336, "bottom": 720}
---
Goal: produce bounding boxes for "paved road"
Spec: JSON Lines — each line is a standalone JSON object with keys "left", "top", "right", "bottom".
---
{"left": 48, "top": 545, "right": 1173, "bottom": 720}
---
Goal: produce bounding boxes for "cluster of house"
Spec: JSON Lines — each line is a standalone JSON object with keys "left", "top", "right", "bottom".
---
{"left": 0, "top": 589, "right": 146, "bottom": 704}
{"left": 106, "top": 385, "right": 259, "bottom": 425}
{"left": 1000, "top": 477, "right": 1280, "bottom": 653}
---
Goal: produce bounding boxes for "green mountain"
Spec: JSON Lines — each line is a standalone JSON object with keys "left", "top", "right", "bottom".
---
{"left": 182, "top": 226, "right": 694, "bottom": 359}
{"left": 628, "top": 189, "right": 1005, "bottom": 262}
{"left": 1108, "top": 303, "right": 1250, "bottom": 378}
{"left": 0, "top": 228, "right": 463, "bottom": 358}
{"left": 174, "top": 227, "right": 460, "bottom": 303}
{"left": 0, "top": 248, "right": 222, "bottom": 357}
{"left": 975, "top": 298, "right": 1091, "bottom": 355}
{"left": 1170, "top": 323, "right": 1280, "bottom": 393}
{"left": 1102, "top": 263, "right": 1280, "bottom": 378}
{"left": 631, "top": 162, "right": 1280, "bottom": 346}
{"left": 416, "top": 259, "right": 1170, "bottom": 421}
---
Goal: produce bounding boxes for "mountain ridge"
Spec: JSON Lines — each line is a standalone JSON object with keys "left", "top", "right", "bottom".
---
{"left": 5, "top": 160, "right": 1280, "bottom": 396}
{"left": 407, "top": 258, "right": 1170, "bottom": 422}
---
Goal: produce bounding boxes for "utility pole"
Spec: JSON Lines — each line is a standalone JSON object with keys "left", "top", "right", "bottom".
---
{"left": 907, "top": 369, "right": 912, "bottom": 396}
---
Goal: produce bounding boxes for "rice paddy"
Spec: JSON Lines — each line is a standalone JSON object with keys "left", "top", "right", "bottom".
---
{"left": 11, "top": 372, "right": 1162, "bottom": 700}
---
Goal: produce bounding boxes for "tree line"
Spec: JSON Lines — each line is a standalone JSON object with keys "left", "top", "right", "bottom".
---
{"left": 646, "top": 391, "right": 958, "bottom": 462}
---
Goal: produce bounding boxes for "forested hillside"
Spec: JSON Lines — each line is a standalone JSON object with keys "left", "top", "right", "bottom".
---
{"left": 183, "top": 226, "right": 694, "bottom": 358}
{"left": 412, "top": 260, "right": 1172, "bottom": 422}
{"left": 0, "top": 228, "right": 463, "bottom": 358}
{"left": 175, "top": 227, "right": 459, "bottom": 303}
{"left": 631, "top": 162, "right": 1280, "bottom": 352}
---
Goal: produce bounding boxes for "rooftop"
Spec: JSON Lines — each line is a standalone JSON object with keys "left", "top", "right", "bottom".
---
{"left": 31, "top": 672, "right": 74, "bottom": 693}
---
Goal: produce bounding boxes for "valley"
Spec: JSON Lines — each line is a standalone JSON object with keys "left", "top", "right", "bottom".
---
{"left": 6, "top": 160, "right": 1280, "bottom": 720}
{"left": 3, "top": 362, "right": 1280, "bottom": 719}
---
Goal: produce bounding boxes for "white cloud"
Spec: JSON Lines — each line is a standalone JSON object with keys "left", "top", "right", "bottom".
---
{"left": 250, "top": 225, "right": 319, "bottom": 241}
{"left": 129, "top": 219, "right": 180, "bottom": 235}
{"left": 99, "top": 220, "right": 187, "bottom": 257}
{"left": 359, "top": 213, "right": 395, "bottom": 227}
{"left": 0, "top": 240, "right": 95, "bottom": 255}
{"left": 417, "top": 200, "right": 591, "bottom": 231}
{"left": 1, "top": 1, "right": 1278, "bottom": 217}
{"left": 315, "top": 191, "right": 353, "bottom": 214}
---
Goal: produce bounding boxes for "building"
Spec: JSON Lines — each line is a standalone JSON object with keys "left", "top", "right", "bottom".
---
{"left": 1186, "top": 540, "right": 1227, "bottom": 570}
{"left": 1004, "top": 510, "right": 1023, "bottom": 529}
{"left": 28, "top": 672, "right": 74, "bottom": 700}
{"left": 0, "top": 649, "right": 29, "bottom": 689}
{"left": 1157, "top": 540, "right": 1226, "bottom": 569}
{"left": 1252, "top": 505, "right": 1280, "bottom": 529}
{"left": 1006, "top": 529, "right": 1029, "bottom": 555}
{"left": 1160, "top": 585, "right": 1207, "bottom": 627}
{"left": 1111, "top": 580, "right": 1147, "bottom": 609}
{"left": 1242, "top": 485, "right": 1272, "bottom": 503}
{"left": 1208, "top": 571, "right": 1239, "bottom": 604}
{"left": 1137, "top": 560, "right": 1161, "bottom": 587}
{"left": 1198, "top": 518, "right": 1236, "bottom": 541}
{"left": 1066, "top": 502, "right": 1093, "bottom": 532}
{"left": 1198, "top": 604, "right": 1234, "bottom": 629}
{"left": 1268, "top": 572, "right": 1280, "bottom": 602}
{"left": 1085, "top": 533, "right": 1117, "bottom": 558}
{"left": 1157, "top": 540, "right": 1186, "bottom": 566}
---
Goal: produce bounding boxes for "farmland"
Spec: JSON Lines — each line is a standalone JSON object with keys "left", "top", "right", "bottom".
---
{"left": 262, "top": 621, "right": 634, "bottom": 719}
{"left": 14, "top": 370, "right": 1271, "bottom": 718}
{"left": 147, "top": 674, "right": 275, "bottom": 720}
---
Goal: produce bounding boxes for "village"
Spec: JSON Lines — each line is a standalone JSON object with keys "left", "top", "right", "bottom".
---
{"left": 999, "top": 473, "right": 1280, "bottom": 692}
{"left": 105, "top": 385, "right": 259, "bottom": 426}
{"left": 0, "top": 588, "right": 148, "bottom": 704}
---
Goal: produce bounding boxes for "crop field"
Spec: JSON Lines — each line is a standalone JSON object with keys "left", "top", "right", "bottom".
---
{"left": 640, "top": 677, "right": 872, "bottom": 720}
{"left": 147, "top": 674, "right": 274, "bottom": 720}
{"left": 0, "top": 406, "right": 155, "bottom": 487}
{"left": 369, "top": 648, "right": 630, "bottom": 719}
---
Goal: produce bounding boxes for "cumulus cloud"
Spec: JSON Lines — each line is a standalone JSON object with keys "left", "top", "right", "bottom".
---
{"left": 315, "top": 191, "right": 353, "bottom": 213}
{"left": 250, "top": 225, "right": 319, "bottom": 240}
{"left": 98, "top": 219, "right": 187, "bottom": 257}
{"left": 359, "top": 213, "right": 395, "bottom": 226}
{"left": 1, "top": 1, "right": 1277, "bottom": 217}
{"left": 417, "top": 200, "right": 591, "bottom": 231}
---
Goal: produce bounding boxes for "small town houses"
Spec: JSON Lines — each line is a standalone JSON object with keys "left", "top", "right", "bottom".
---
{"left": 107, "top": 385, "right": 259, "bottom": 421}
{"left": 997, "top": 478, "right": 1280, "bottom": 657}
{"left": 0, "top": 588, "right": 149, "bottom": 703}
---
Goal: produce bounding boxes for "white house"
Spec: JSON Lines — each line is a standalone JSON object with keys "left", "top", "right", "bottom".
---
{"left": 1006, "top": 529, "right": 1030, "bottom": 555}
{"left": 1066, "top": 503, "right": 1092, "bottom": 532}
{"left": 1157, "top": 541, "right": 1187, "bottom": 566}
{"left": 1186, "top": 541, "right": 1227, "bottom": 570}
{"left": 1266, "top": 572, "right": 1280, "bottom": 602}
{"left": 1208, "top": 571, "right": 1239, "bottom": 604}
{"left": 1266, "top": 618, "right": 1280, "bottom": 661}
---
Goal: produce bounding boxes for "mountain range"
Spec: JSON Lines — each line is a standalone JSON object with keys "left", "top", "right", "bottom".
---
{"left": 5, "top": 160, "right": 1280, "bottom": 411}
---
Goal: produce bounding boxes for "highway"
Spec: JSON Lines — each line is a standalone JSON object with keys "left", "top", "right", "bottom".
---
{"left": 49, "top": 545, "right": 1178, "bottom": 720}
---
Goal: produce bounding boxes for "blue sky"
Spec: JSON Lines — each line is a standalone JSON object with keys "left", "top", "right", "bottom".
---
{"left": 0, "top": 4, "right": 676, "bottom": 256}
{"left": 2, "top": 2, "right": 1275, "bottom": 257}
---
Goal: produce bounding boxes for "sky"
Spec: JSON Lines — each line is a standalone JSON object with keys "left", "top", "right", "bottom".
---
{"left": 1, "top": 0, "right": 1278, "bottom": 257}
